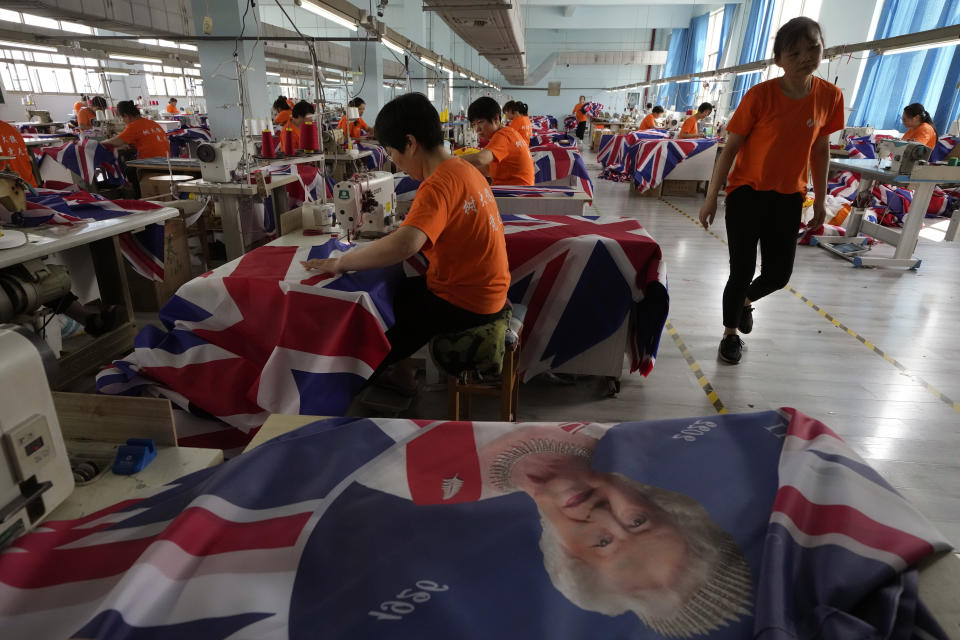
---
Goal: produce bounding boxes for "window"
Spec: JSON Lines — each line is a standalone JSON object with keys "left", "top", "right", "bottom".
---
{"left": 703, "top": 9, "right": 723, "bottom": 72}
{"left": 22, "top": 13, "right": 59, "bottom": 30}
{"left": 427, "top": 83, "right": 435, "bottom": 101}
{"left": 60, "top": 21, "right": 92, "bottom": 35}
{"left": 0, "top": 9, "right": 21, "bottom": 23}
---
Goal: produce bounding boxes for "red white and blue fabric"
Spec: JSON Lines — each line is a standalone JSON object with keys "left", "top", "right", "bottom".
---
{"left": 2, "top": 408, "right": 948, "bottom": 639}
{"left": 530, "top": 115, "right": 558, "bottom": 132}
{"left": 930, "top": 136, "right": 958, "bottom": 163}
{"left": 827, "top": 171, "right": 951, "bottom": 222}
{"left": 530, "top": 145, "right": 594, "bottom": 200}
{"left": 38, "top": 139, "right": 126, "bottom": 187}
{"left": 562, "top": 115, "right": 577, "bottom": 131}
{"left": 393, "top": 174, "right": 421, "bottom": 202}
{"left": 580, "top": 102, "right": 604, "bottom": 117}
{"left": 827, "top": 170, "right": 861, "bottom": 200}
{"left": 529, "top": 132, "right": 575, "bottom": 148}
{"left": 502, "top": 214, "right": 667, "bottom": 380}
{"left": 597, "top": 131, "right": 671, "bottom": 171}
{"left": 843, "top": 135, "right": 877, "bottom": 159}
{"left": 491, "top": 185, "right": 578, "bottom": 198}
{"left": 96, "top": 239, "right": 405, "bottom": 430}
{"left": 167, "top": 126, "right": 212, "bottom": 159}
{"left": 355, "top": 142, "right": 389, "bottom": 171}
{"left": 628, "top": 139, "right": 717, "bottom": 193}
{"left": 0, "top": 187, "right": 167, "bottom": 281}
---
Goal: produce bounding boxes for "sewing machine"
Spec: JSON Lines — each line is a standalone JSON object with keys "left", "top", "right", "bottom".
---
{"left": 25, "top": 109, "right": 52, "bottom": 124}
{"left": 841, "top": 126, "right": 875, "bottom": 145}
{"left": 0, "top": 325, "right": 75, "bottom": 550}
{"left": 332, "top": 171, "right": 398, "bottom": 238}
{"left": 876, "top": 139, "right": 931, "bottom": 175}
{"left": 322, "top": 128, "right": 345, "bottom": 155}
{"left": 196, "top": 140, "right": 245, "bottom": 183}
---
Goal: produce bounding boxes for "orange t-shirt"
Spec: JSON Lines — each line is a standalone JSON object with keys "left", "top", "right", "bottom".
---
{"left": 338, "top": 115, "right": 369, "bottom": 139}
{"left": 286, "top": 98, "right": 296, "bottom": 109}
{"left": 639, "top": 113, "right": 657, "bottom": 130}
{"left": 486, "top": 126, "right": 535, "bottom": 186}
{"left": 903, "top": 122, "right": 937, "bottom": 149}
{"left": 680, "top": 115, "right": 700, "bottom": 137}
{"left": 73, "top": 100, "right": 85, "bottom": 113}
{"left": 401, "top": 157, "right": 510, "bottom": 314}
{"left": 509, "top": 115, "right": 533, "bottom": 144}
{"left": 573, "top": 102, "right": 588, "bottom": 123}
{"left": 726, "top": 77, "right": 845, "bottom": 195}
{"left": 0, "top": 121, "right": 37, "bottom": 187}
{"left": 77, "top": 107, "right": 96, "bottom": 128}
{"left": 118, "top": 117, "right": 169, "bottom": 159}
{"left": 166, "top": 103, "right": 179, "bottom": 114}
{"left": 275, "top": 109, "right": 292, "bottom": 126}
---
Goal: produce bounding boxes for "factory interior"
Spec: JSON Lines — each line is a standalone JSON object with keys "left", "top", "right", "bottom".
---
{"left": 0, "top": 0, "right": 959, "bottom": 637}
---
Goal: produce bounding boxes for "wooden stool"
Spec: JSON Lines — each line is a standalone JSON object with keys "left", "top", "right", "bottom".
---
{"left": 148, "top": 175, "right": 210, "bottom": 272}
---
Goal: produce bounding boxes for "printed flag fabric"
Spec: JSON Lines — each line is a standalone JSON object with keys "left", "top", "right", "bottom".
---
{"left": 597, "top": 131, "right": 671, "bottom": 170}
{"left": 96, "top": 239, "right": 405, "bottom": 431}
{"left": 168, "top": 126, "right": 213, "bottom": 159}
{"left": 491, "top": 185, "right": 579, "bottom": 198}
{"left": 581, "top": 102, "right": 604, "bottom": 117}
{"left": 0, "top": 187, "right": 167, "bottom": 281}
{"left": 563, "top": 115, "right": 577, "bottom": 131}
{"left": 624, "top": 139, "right": 717, "bottom": 193}
{"left": 529, "top": 132, "right": 576, "bottom": 148}
{"left": 827, "top": 170, "right": 861, "bottom": 200}
{"left": 0, "top": 409, "right": 950, "bottom": 640}
{"left": 826, "top": 171, "right": 953, "bottom": 223}
{"left": 844, "top": 135, "right": 956, "bottom": 162}
{"left": 930, "top": 136, "right": 958, "bottom": 163}
{"left": 502, "top": 214, "right": 667, "bottom": 380}
{"left": 530, "top": 146, "right": 594, "bottom": 200}
{"left": 356, "top": 142, "right": 389, "bottom": 171}
{"left": 38, "top": 139, "right": 126, "bottom": 187}
{"left": 530, "top": 115, "right": 558, "bottom": 132}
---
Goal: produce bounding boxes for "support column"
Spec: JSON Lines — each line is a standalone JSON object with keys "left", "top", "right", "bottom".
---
{"left": 190, "top": 0, "right": 267, "bottom": 139}
{"left": 350, "top": 40, "right": 384, "bottom": 120}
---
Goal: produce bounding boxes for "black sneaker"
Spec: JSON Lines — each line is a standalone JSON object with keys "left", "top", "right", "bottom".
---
{"left": 738, "top": 305, "right": 754, "bottom": 334}
{"left": 718, "top": 335, "right": 744, "bottom": 364}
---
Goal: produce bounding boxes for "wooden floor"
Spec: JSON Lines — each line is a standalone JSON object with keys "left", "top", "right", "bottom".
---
{"left": 418, "top": 152, "right": 960, "bottom": 548}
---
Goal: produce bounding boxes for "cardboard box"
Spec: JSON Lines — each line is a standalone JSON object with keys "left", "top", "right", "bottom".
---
{"left": 632, "top": 183, "right": 662, "bottom": 198}
{"left": 125, "top": 215, "right": 192, "bottom": 311}
{"left": 661, "top": 180, "right": 700, "bottom": 197}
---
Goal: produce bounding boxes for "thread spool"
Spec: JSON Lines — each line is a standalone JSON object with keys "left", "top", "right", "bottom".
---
{"left": 261, "top": 129, "right": 275, "bottom": 158}
{"left": 302, "top": 120, "right": 318, "bottom": 153}
{"left": 281, "top": 127, "right": 295, "bottom": 156}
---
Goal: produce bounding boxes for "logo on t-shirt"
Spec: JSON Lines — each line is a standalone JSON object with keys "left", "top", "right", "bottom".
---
{"left": 806, "top": 118, "right": 825, "bottom": 129}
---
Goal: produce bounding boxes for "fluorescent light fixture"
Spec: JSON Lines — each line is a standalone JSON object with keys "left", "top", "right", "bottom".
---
{"left": 266, "top": 71, "right": 280, "bottom": 76}
{"left": 194, "top": 62, "right": 202, "bottom": 68}
{"left": 880, "top": 40, "right": 958, "bottom": 55}
{"left": 735, "top": 69, "right": 761, "bottom": 76}
{"left": 0, "top": 39, "right": 57, "bottom": 53}
{"left": 110, "top": 53, "right": 163, "bottom": 64}
{"left": 420, "top": 56, "right": 436, "bottom": 67}
{"left": 459, "top": 72, "right": 467, "bottom": 78}
{"left": 300, "top": 0, "right": 357, "bottom": 31}
{"left": 179, "top": 43, "right": 198, "bottom": 51}
{"left": 382, "top": 38, "right": 404, "bottom": 54}
{"left": 137, "top": 38, "right": 158, "bottom": 45}
{"left": 103, "top": 71, "right": 129, "bottom": 76}
{"left": 469, "top": 75, "right": 476, "bottom": 81}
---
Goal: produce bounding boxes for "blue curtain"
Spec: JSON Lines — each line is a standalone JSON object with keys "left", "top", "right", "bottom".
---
{"left": 718, "top": 3, "right": 739, "bottom": 67}
{"left": 730, "top": 0, "right": 776, "bottom": 109}
{"left": 850, "top": 0, "right": 960, "bottom": 134}
{"left": 656, "top": 13, "right": 710, "bottom": 112}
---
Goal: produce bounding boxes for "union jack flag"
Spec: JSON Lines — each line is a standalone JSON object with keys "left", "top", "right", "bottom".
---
{"left": 0, "top": 187, "right": 167, "bottom": 281}
{"left": 529, "top": 132, "right": 576, "bottom": 148}
{"left": 355, "top": 142, "right": 389, "bottom": 171}
{"left": 96, "top": 239, "right": 404, "bottom": 430}
{"left": 502, "top": 214, "right": 667, "bottom": 380}
{"left": 562, "top": 115, "right": 577, "bottom": 131}
{"left": 843, "top": 135, "right": 877, "bottom": 159}
{"left": 2, "top": 409, "right": 947, "bottom": 639}
{"left": 827, "top": 170, "right": 861, "bottom": 200}
{"left": 597, "top": 131, "right": 671, "bottom": 170}
{"left": 491, "top": 185, "right": 578, "bottom": 198}
{"left": 826, "top": 171, "right": 951, "bottom": 221}
{"left": 930, "top": 136, "right": 958, "bottom": 163}
{"left": 628, "top": 139, "right": 716, "bottom": 193}
{"left": 530, "top": 115, "right": 558, "bottom": 132}
{"left": 37, "top": 139, "right": 126, "bottom": 187}
{"left": 167, "top": 126, "right": 213, "bottom": 158}
{"left": 580, "top": 102, "right": 604, "bottom": 117}
{"left": 530, "top": 145, "right": 594, "bottom": 200}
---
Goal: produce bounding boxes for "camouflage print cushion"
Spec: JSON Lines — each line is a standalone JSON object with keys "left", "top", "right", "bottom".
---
{"left": 430, "top": 307, "right": 512, "bottom": 377}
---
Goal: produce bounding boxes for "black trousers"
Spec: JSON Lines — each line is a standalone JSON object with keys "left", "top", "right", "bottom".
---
{"left": 722, "top": 186, "right": 803, "bottom": 329}
{"left": 374, "top": 277, "right": 502, "bottom": 377}
{"left": 575, "top": 121, "right": 587, "bottom": 140}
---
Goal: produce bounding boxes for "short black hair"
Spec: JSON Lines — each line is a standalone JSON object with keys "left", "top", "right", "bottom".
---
{"left": 697, "top": 102, "right": 713, "bottom": 113}
{"left": 349, "top": 97, "right": 366, "bottom": 107}
{"left": 502, "top": 100, "right": 516, "bottom": 113}
{"left": 273, "top": 96, "right": 291, "bottom": 111}
{"left": 91, "top": 96, "right": 107, "bottom": 110}
{"left": 169, "top": 98, "right": 177, "bottom": 103}
{"left": 467, "top": 96, "right": 501, "bottom": 123}
{"left": 652, "top": 105, "right": 664, "bottom": 114}
{"left": 292, "top": 100, "right": 315, "bottom": 119}
{"left": 374, "top": 92, "right": 444, "bottom": 152}
{"left": 773, "top": 16, "right": 824, "bottom": 59}
{"left": 646, "top": 103, "right": 653, "bottom": 109}
{"left": 117, "top": 100, "right": 140, "bottom": 118}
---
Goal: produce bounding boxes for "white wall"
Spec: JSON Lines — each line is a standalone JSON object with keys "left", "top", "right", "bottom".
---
{"left": 0, "top": 92, "right": 79, "bottom": 123}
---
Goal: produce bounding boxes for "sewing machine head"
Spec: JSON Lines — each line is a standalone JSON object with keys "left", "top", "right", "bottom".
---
{"left": 333, "top": 171, "right": 398, "bottom": 238}
{"left": 876, "top": 139, "right": 931, "bottom": 175}
{"left": 0, "top": 326, "right": 75, "bottom": 550}
{"left": 0, "top": 171, "right": 28, "bottom": 216}
{"left": 197, "top": 140, "right": 245, "bottom": 183}
{"left": 841, "top": 126, "right": 874, "bottom": 145}
{"left": 25, "top": 110, "right": 52, "bottom": 124}
{"left": 322, "top": 128, "right": 345, "bottom": 155}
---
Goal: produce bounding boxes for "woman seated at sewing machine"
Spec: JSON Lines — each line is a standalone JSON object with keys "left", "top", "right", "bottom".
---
{"left": 101, "top": 101, "right": 169, "bottom": 197}
{"left": 274, "top": 97, "right": 293, "bottom": 127}
{"left": 338, "top": 98, "right": 370, "bottom": 139}
{"left": 461, "top": 97, "right": 535, "bottom": 186}
{"left": 503, "top": 101, "right": 532, "bottom": 144}
{"left": 0, "top": 120, "right": 37, "bottom": 187}
{"left": 302, "top": 92, "right": 510, "bottom": 394}
{"left": 283, "top": 101, "right": 316, "bottom": 149}
{"left": 639, "top": 106, "right": 664, "bottom": 130}
{"left": 901, "top": 103, "right": 937, "bottom": 149}
{"left": 76, "top": 97, "right": 107, "bottom": 131}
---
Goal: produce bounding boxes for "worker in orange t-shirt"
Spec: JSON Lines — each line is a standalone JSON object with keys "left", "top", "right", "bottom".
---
{"left": 901, "top": 102, "right": 937, "bottom": 149}
{"left": 274, "top": 96, "right": 293, "bottom": 126}
{"left": 572, "top": 95, "right": 589, "bottom": 142}
{"left": 286, "top": 97, "right": 296, "bottom": 110}
{"left": 73, "top": 95, "right": 88, "bottom": 114}
{"left": 103, "top": 100, "right": 171, "bottom": 196}
{"left": 504, "top": 101, "right": 532, "bottom": 145}
{"left": 280, "top": 101, "right": 317, "bottom": 151}
{"left": 639, "top": 106, "right": 664, "bottom": 130}
{"left": 76, "top": 96, "right": 107, "bottom": 131}
{"left": 0, "top": 120, "right": 38, "bottom": 187}
{"left": 302, "top": 93, "right": 510, "bottom": 395}
{"left": 165, "top": 98, "right": 180, "bottom": 115}
{"left": 679, "top": 103, "right": 713, "bottom": 139}
{"left": 338, "top": 97, "right": 370, "bottom": 139}
{"left": 461, "top": 96, "right": 535, "bottom": 186}
{"left": 699, "top": 17, "right": 844, "bottom": 365}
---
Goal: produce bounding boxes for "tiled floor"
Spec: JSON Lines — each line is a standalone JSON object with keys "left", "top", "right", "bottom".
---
{"left": 415, "top": 153, "right": 960, "bottom": 547}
